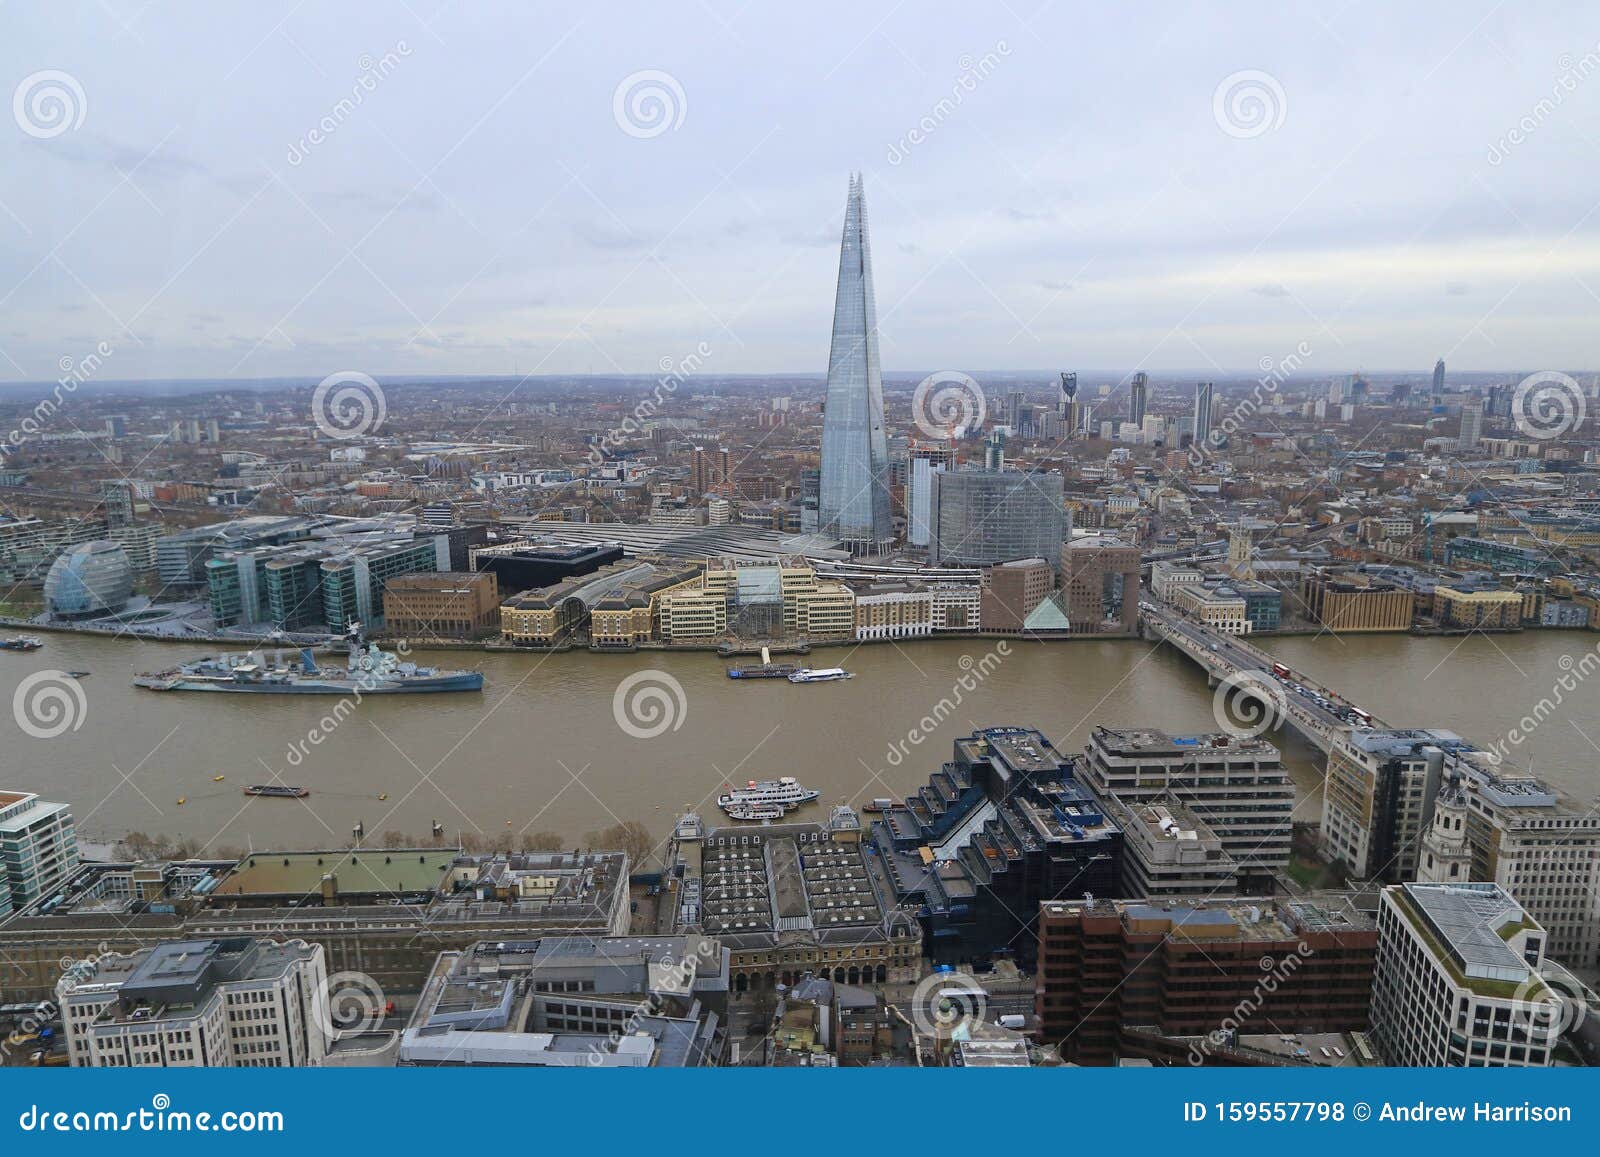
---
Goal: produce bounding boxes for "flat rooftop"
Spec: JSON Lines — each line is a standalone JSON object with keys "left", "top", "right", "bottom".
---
{"left": 1398, "top": 883, "right": 1542, "bottom": 991}
{"left": 216, "top": 848, "right": 453, "bottom": 898}
{"left": 1091, "top": 726, "right": 1278, "bottom": 757}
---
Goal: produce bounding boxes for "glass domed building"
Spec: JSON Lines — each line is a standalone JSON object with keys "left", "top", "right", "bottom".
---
{"left": 44, "top": 540, "right": 134, "bottom": 619}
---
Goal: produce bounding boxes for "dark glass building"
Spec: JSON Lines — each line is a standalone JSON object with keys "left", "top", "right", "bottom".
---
{"left": 869, "top": 727, "right": 1124, "bottom": 967}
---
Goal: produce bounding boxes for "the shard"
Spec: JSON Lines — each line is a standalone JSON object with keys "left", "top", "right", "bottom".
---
{"left": 819, "top": 173, "right": 895, "bottom": 555}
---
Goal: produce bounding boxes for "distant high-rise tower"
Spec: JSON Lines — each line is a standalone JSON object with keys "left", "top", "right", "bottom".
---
{"left": 1058, "top": 372, "right": 1081, "bottom": 436}
{"left": 1004, "top": 390, "right": 1026, "bottom": 432}
{"left": 1192, "top": 381, "right": 1215, "bottom": 448}
{"left": 99, "top": 480, "right": 136, "bottom": 530}
{"left": 985, "top": 429, "right": 1006, "bottom": 471}
{"left": 1128, "top": 372, "right": 1148, "bottom": 428}
{"left": 818, "top": 174, "right": 894, "bottom": 555}
{"left": 1458, "top": 398, "right": 1484, "bottom": 450}
{"left": 1431, "top": 359, "right": 1446, "bottom": 406}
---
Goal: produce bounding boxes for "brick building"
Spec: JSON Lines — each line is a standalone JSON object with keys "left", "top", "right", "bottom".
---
{"left": 1036, "top": 895, "right": 1377, "bottom": 1065}
{"left": 383, "top": 571, "right": 500, "bottom": 639}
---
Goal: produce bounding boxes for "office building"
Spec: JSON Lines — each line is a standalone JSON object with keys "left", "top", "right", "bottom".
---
{"left": 1419, "top": 762, "right": 1600, "bottom": 967}
{"left": 57, "top": 936, "right": 328, "bottom": 1068}
{"left": 1037, "top": 895, "right": 1377, "bottom": 1065}
{"left": 154, "top": 516, "right": 321, "bottom": 586}
{"left": 1432, "top": 358, "right": 1446, "bottom": 405}
{"left": 470, "top": 540, "right": 624, "bottom": 597}
{"left": 905, "top": 443, "right": 955, "bottom": 548}
{"left": 1170, "top": 582, "right": 1250, "bottom": 634}
{"left": 1371, "top": 883, "right": 1558, "bottom": 1067}
{"left": 1320, "top": 728, "right": 1462, "bottom": 883}
{"left": 397, "top": 936, "right": 729, "bottom": 1068}
{"left": 852, "top": 581, "right": 934, "bottom": 640}
{"left": 870, "top": 728, "right": 1125, "bottom": 965}
{"left": 924, "top": 467, "right": 1066, "bottom": 569}
{"left": 1060, "top": 537, "right": 1140, "bottom": 634}
{"left": 818, "top": 174, "right": 894, "bottom": 554}
{"left": 1102, "top": 795, "right": 1238, "bottom": 899}
{"left": 978, "top": 557, "right": 1058, "bottom": 633}
{"left": 1080, "top": 727, "right": 1293, "bottom": 886}
{"left": 382, "top": 571, "right": 500, "bottom": 639}
{"left": 0, "top": 791, "right": 79, "bottom": 916}
{"left": 99, "top": 479, "right": 136, "bottom": 529}
{"left": 1443, "top": 536, "right": 1559, "bottom": 576}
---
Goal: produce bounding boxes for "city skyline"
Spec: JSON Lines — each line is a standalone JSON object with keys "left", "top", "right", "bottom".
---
{"left": 4, "top": 3, "right": 1600, "bottom": 1092}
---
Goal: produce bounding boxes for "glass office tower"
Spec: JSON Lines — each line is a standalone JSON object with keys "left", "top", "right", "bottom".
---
{"left": 819, "top": 174, "right": 895, "bottom": 555}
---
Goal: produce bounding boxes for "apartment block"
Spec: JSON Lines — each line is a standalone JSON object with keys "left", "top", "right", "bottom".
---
{"left": 0, "top": 790, "right": 79, "bottom": 916}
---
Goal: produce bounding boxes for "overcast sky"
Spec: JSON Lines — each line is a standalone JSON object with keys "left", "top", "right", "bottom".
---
{"left": 3, "top": 2, "right": 1599, "bottom": 384}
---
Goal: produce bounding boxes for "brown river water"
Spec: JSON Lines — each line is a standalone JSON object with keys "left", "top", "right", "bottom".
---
{"left": 4, "top": 630, "right": 1597, "bottom": 854}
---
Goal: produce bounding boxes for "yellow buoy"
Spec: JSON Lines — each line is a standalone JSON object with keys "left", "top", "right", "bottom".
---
{"left": 378, "top": 793, "right": 388, "bottom": 801}
{"left": 505, "top": 819, "right": 512, "bottom": 826}
{"left": 213, "top": 775, "right": 225, "bottom": 782}
{"left": 176, "top": 797, "right": 186, "bottom": 805}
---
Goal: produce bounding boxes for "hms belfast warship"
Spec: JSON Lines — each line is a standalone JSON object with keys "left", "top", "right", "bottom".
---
{"left": 133, "top": 624, "right": 484, "bottom": 695}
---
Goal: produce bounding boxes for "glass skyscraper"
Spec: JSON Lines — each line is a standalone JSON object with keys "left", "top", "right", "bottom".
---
{"left": 819, "top": 174, "right": 894, "bottom": 555}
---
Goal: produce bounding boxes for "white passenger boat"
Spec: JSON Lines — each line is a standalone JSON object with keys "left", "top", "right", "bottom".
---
{"left": 786, "top": 667, "right": 852, "bottom": 683}
{"left": 717, "top": 776, "right": 821, "bottom": 813}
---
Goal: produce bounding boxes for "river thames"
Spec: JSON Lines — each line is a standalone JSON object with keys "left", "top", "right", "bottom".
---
{"left": 4, "top": 629, "right": 1598, "bottom": 853}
